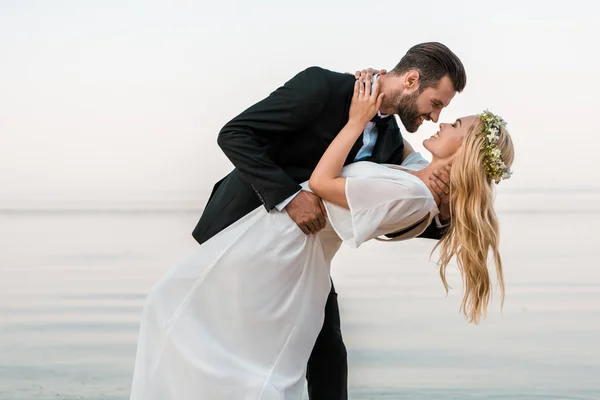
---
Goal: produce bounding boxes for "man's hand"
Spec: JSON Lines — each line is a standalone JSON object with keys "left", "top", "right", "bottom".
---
{"left": 430, "top": 164, "right": 452, "bottom": 223}
{"left": 285, "top": 190, "right": 327, "bottom": 235}
{"left": 345, "top": 68, "right": 387, "bottom": 80}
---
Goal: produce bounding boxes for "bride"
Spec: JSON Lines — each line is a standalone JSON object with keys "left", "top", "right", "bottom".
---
{"left": 129, "top": 75, "right": 514, "bottom": 400}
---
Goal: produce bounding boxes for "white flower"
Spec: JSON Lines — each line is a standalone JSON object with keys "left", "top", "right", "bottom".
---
{"left": 487, "top": 133, "right": 498, "bottom": 142}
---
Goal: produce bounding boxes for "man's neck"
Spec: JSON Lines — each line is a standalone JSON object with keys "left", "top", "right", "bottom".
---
{"left": 371, "top": 74, "right": 390, "bottom": 118}
{"left": 376, "top": 73, "right": 402, "bottom": 116}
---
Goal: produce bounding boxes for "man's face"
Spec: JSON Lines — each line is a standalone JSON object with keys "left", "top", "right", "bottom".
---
{"left": 385, "top": 75, "right": 457, "bottom": 133}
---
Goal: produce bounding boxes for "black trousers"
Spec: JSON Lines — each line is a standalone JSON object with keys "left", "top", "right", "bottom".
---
{"left": 306, "top": 281, "right": 348, "bottom": 400}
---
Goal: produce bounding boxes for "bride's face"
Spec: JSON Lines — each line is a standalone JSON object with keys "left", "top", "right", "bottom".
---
{"left": 423, "top": 115, "right": 477, "bottom": 160}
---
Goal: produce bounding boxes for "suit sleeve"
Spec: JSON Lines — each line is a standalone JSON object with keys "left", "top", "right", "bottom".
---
{"left": 416, "top": 220, "right": 448, "bottom": 240}
{"left": 217, "top": 67, "right": 331, "bottom": 211}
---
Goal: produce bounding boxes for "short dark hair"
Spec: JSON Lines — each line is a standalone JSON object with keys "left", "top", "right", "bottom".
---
{"left": 391, "top": 42, "right": 467, "bottom": 93}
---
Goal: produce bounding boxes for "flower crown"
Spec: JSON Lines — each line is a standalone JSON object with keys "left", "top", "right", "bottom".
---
{"left": 477, "top": 110, "right": 512, "bottom": 184}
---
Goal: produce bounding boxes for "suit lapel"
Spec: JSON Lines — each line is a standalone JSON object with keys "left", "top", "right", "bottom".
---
{"left": 346, "top": 138, "right": 364, "bottom": 164}
{"left": 336, "top": 75, "right": 403, "bottom": 165}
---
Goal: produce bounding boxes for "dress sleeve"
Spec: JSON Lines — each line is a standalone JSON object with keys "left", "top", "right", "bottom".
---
{"left": 401, "top": 152, "right": 430, "bottom": 169}
{"left": 324, "top": 175, "right": 436, "bottom": 248}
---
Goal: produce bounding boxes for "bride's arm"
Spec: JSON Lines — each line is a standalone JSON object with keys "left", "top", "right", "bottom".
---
{"left": 309, "top": 76, "right": 384, "bottom": 209}
{"left": 308, "top": 121, "right": 363, "bottom": 208}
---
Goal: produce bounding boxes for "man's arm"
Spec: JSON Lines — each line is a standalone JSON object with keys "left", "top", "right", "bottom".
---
{"left": 417, "top": 165, "right": 451, "bottom": 240}
{"left": 416, "top": 219, "right": 448, "bottom": 240}
{"left": 403, "top": 137, "right": 451, "bottom": 238}
{"left": 217, "top": 67, "right": 331, "bottom": 211}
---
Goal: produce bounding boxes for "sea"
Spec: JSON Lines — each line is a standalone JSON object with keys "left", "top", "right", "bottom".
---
{"left": 1, "top": 190, "right": 599, "bottom": 400}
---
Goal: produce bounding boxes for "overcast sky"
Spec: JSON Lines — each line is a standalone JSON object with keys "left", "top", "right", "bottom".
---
{"left": 1, "top": 0, "right": 599, "bottom": 207}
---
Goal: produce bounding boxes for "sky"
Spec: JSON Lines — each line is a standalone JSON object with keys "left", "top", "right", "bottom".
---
{"left": 1, "top": 0, "right": 599, "bottom": 208}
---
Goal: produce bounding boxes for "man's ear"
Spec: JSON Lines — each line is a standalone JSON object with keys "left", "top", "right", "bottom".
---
{"left": 404, "top": 70, "right": 420, "bottom": 92}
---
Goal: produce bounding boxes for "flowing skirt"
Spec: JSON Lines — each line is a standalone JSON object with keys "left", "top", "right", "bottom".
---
{"left": 129, "top": 206, "right": 339, "bottom": 400}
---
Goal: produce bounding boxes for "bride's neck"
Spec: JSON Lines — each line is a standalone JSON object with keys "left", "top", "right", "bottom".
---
{"left": 410, "top": 157, "right": 452, "bottom": 194}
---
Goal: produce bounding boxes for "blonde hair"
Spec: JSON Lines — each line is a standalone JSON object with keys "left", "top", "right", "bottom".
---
{"left": 434, "top": 119, "right": 514, "bottom": 324}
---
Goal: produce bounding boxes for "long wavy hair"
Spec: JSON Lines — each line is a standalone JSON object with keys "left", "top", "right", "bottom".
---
{"left": 435, "top": 119, "right": 515, "bottom": 324}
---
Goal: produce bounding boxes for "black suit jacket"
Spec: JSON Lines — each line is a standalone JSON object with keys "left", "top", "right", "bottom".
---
{"left": 192, "top": 67, "right": 444, "bottom": 244}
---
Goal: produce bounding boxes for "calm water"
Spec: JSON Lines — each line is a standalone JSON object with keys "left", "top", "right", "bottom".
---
{"left": 1, "top": 208, "right": 599, "bottom": 399}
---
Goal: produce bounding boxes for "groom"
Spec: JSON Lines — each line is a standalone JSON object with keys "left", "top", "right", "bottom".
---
{"left": 192, "top": 42, "right": 466, "bottom": 399}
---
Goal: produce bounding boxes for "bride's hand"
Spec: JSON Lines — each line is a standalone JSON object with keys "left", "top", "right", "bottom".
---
{"left": 348, "top": 74, "right": 385, "bottom": 127}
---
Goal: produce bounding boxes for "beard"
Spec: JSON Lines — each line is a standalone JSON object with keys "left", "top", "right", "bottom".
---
{"left": 396, "top": 91, "right": 422, "bottom": 133}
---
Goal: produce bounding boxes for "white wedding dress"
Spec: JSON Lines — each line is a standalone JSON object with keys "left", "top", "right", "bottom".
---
{"left": 130, "top": 154, "right": 438, "bottom": 400}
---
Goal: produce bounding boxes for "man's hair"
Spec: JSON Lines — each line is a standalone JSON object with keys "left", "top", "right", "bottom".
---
{"left": 391, "top": 42, "right": 467, "bottom": 93}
